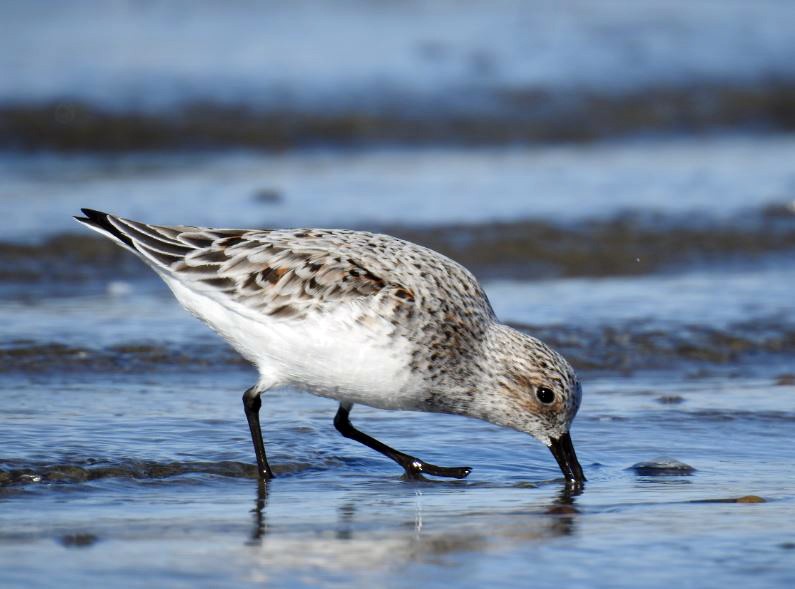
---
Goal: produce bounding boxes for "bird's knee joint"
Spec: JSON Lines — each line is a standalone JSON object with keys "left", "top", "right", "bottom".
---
{"left": 334, "top": 418, "right": 353, "bottom": 436}
{"left": 243, "top": 388, "right": 262, "bottom": 411}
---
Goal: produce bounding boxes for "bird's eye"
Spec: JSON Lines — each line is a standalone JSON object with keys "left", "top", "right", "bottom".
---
{"left": 536, "top": 387, "right": 555, "bottom": 404}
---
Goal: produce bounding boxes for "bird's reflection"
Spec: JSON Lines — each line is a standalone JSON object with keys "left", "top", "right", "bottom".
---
{"left": 543, "top": 483, "right": 582, "bottom": 536}
{"left": 247, "top": 480, "right": 582, "bottom": 550}
{"left": 336, "top": 502, "right": 356, "bottom": 540}
{"left": 247, "top": 480, "right": 269, "bottom": 545}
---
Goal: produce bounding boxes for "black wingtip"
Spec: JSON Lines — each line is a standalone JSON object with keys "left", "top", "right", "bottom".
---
{"left": 80, "top": 208, "right": 107, "bottom": 220}
{"left": 75, "top": 208, "right": 135, "bottom": 248}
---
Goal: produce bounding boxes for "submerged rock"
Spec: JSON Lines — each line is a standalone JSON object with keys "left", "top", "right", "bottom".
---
{"left": 775, "top": 374, "right": 795, "bottom": 386}
{"left": 252, "top": 188, "right": 283, "bottom": 204}
{"left": 692, "top": 495, "right": 767, "bottom": 504}
{"left": 656, "top": 395, "right": 685, "bottom": 404}
{"left": 628, "top": 457, "right": 696, "bottom": 476}
{"left": 735, "top": 495, "right": 766, "bottom": 503}
{"left": 59, "top": 533, "right": 99, "bottom": 548}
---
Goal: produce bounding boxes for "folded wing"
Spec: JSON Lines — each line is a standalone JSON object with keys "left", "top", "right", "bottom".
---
{"left": 75, "top": 209, "right": 412, "bottom": 321}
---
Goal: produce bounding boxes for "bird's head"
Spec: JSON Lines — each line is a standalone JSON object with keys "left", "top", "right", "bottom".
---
{"left": 479, "top": 325, "right": 586, "bottom": 485}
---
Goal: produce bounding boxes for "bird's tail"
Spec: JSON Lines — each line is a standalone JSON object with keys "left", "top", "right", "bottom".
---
{"left": 73, "top": 208, "right": 204, "bottom": 271}
{"left": 74, "top": 208, "right": 138, "bottom": 252}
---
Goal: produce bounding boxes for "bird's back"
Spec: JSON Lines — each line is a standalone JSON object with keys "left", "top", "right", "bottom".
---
{"left": 76, "top": 210, "right": 496, "bottom": 404}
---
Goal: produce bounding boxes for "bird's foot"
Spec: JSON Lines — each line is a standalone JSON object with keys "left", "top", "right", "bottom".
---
{"left": 403, "top": 458, "right": 472, "bottom": 480}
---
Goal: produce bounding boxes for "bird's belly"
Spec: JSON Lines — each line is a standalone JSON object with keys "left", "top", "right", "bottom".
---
{"left": 164, "top": 277, "right": 424, "bottom": 410}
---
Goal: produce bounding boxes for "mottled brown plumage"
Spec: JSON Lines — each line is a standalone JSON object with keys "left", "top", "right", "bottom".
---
{"left": 75, "top": 209, "right": 585, "bottom": 484}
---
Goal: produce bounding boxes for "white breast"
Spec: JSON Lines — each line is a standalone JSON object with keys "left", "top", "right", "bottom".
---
{"left": 162, "top": 276, "right": 424, "bottom": 410}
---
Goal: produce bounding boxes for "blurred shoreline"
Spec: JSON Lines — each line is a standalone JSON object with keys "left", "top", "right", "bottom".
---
{"left": 3, "top": 0, "right": 795, "bottom": 151}
{"left": 3, "top": 204, "right": 794, "bottom": 284}
{"left": 3, "top": 80, "right": 795, "bottom": 151}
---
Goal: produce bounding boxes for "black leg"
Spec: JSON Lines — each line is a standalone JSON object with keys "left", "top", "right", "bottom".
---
{"left": 333, "top": 403, "right": 471, "bottom": 479}
{"left": 243, "top": 387, "right": 274, "bottom": 479}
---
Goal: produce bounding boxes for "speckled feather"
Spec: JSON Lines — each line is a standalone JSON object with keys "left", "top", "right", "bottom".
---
{"left": 76, "top": 211, "right": 582, "bottom": 448}
{"left": 105, "top": 217, "right": 497, "bottom": 382}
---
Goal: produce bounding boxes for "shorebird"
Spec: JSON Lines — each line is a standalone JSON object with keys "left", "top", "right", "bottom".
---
{"left": 75, "top": 209, "right": 585, "bottom": 485}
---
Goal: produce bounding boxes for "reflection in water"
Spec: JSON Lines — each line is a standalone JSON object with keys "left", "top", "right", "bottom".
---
{"left": 248, "top": 481, "right": 269, "bottom": 546}
{"left": 245, "top": 481, "right": 582, "bottom": 575}
{"left": 336, "top": 501, "right": 356, "bottom": 541}
{"left": 414, "top": 490, "right": 423, "bottom": 540}
{"left": 635, "top": 477, "right": 694, "bottom": 489}
{"left": 545, "top": 485, "right": 582, "bottom": 537}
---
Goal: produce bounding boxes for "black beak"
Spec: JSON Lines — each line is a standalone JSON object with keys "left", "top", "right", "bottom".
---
{"left": 548, "top": 432, "right": 586, "bottom": 485}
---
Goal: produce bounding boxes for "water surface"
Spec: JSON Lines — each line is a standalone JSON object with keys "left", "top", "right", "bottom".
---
{"left": 2, "top": 368, "right": 794, "bottom": 589}
{"left": 2, "top": 3, "right": 795, "bottom": 587}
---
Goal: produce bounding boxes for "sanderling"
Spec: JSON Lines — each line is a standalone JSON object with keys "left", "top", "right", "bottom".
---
{"left": 75, "top": 209, "right": 585, "bottom": 485}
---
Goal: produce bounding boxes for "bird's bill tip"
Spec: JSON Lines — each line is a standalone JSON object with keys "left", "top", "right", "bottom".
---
{"left": 548, "top": 432, "right": 586, "bottom": 485}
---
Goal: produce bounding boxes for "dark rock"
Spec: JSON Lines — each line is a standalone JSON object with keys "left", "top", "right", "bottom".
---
{"left": 628, "top": 457, "right": 696, "bottom": 476}
{"left": 656, "top": 395, "right": 686, "bottom": 404}
{"left": 775, "top": 374, "right": 795, "bottom": 386}
{"left": 59, "top": 533, "right": 99, "bottom": 548}
{"left": 252, "top": 188, "right": 283, "bottom": 204}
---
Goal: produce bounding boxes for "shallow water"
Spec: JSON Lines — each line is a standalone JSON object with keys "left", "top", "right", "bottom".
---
{"left": 3, "top": 136, "right": 795, "bottom": 238}
{"left": 2, "top": 369, "right": 794, "bottom": 589}
{"left": 3, "top": 205, "right": 795, "bottom": 589}
{"left": 4, "top": 0, "right": 794, "bottom": 108}
{"left": 4, "top": 1, "right": 795, "bottom": 151}
{"left": 3, "top": 5, "right": 795, "bottom": 581}
{"left": 2, "top": 135, "right": 795, "bottom": 586}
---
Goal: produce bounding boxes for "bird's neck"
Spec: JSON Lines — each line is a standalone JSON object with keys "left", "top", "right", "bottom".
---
{"left": 428, "top": 322, "right": 523, "bottom": 424}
